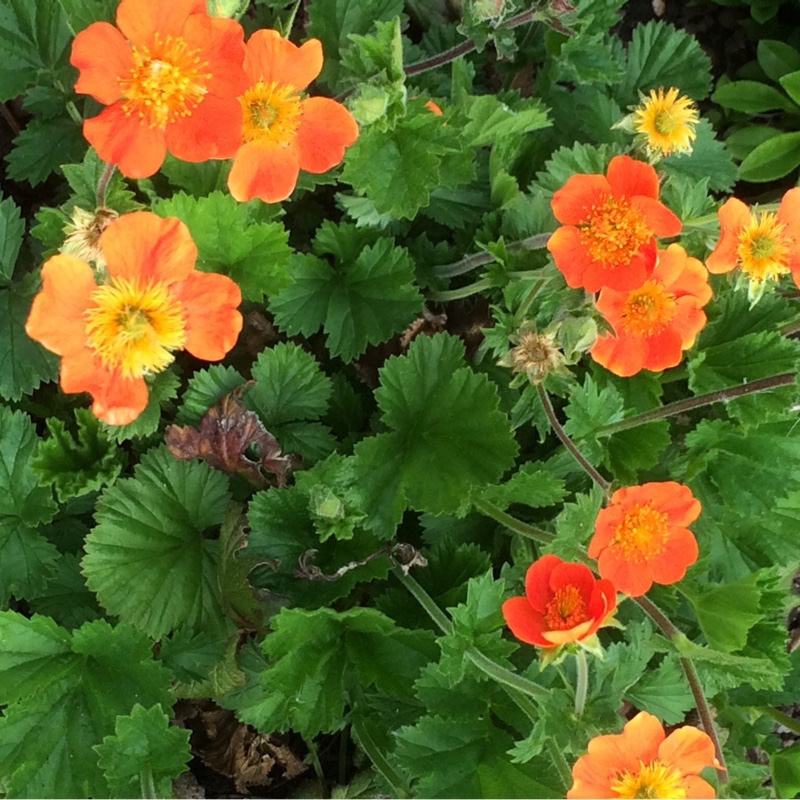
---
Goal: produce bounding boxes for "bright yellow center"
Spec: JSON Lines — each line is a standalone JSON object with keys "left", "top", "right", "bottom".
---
{"left": 240, "top": 81, "right": 303, "bottom": 146}
{"left": 620, "top": 280, "right": 678, "bottom": 337}
{"left": 543, "top": 585, "right": 587, "bottom": 630}
{"left": 613, "top": 503, "right": 670, "bottom": 562}
{"left": 84, "top": 277, "right": 186, "bottom": 379}
{"left": 611, "top": 759, "right": 687, "bottom": 799}
{"left": 737, "top": 212, "right": 791, "bottom": 283}
{"left": 633, "top": 88, "right": 699, "bottom": 157}
{"left": 119, "top": 34, "right": 210, "bottom": 129}
{"left": 580, "top": 196, "right": 652, "bottom": 268}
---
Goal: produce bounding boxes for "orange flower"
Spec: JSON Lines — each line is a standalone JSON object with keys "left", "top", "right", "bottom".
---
{"left": 502, "top": 554, "right": 617, "bottom": 652}
{"left": 568, "top": 711, "right": 719, "bottom": 799}
{"left": 707, "top": 190, "right": 800, "bottom": 290}
{"left": 591, "top": 244, "right": 712, "bottom": 377}
{"left": 547, "top": 155, "right": 682, "bottom": 293}
{"left": 589, "top": 482, "right": 701, "bottom": 597}
{"left": 227, "top": 29, "right": 359, "bottom": 204}
{"left": 26, "top": 212, "right": 242, "bottom": 427}
{"left": 71, "top": 0, "right": 248, "bottom": 179}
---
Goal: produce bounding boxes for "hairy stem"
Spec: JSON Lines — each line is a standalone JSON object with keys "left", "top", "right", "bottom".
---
{"left": 759, "top": 706, "right": 800, "bottom": 736}
{"left": 595, "top": 372, "right": 797, "bottom": 437}
{"left": 351, "top": 715, "right": 411, "bottom": 798}
{"left": 472, "top": 498, "right": 555, "bottom": 544}
{"left": 427, "top": 278, "right": 491, "bottom": 302}
{"left": 635, "top": 596, "right": 728, "bottom": 784}
{"left": 574, "top": 649, "right": 588, "bottom": 717}
{"left": 96, "top": 162, "right": 117, "bottom": 207}
{"left": 434, "top": 233, "right": 552, "bottom": 278}
{"left": 537, "top": 385, "right": 611, "bottom": 495}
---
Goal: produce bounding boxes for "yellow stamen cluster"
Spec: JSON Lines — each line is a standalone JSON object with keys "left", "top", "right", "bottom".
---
{"left": 544, "top": 585, "right": 587, "bottom": 631}
{"left": 580, "top": 196, "right": 652, "bottom": 268}
{"left": 620, "top": 281, "right": 678, "bottom": 337}
{"left": 737, "top": 212, "right": 791, "bottom": 283}
{"left": 633, "top": 87, "right": 699, "bottom": 158}
{"left": 611, "top": 759, "right": 687, "bottom": 799}
{"left": 84, "top": 277, "right": 186, "bottom": 379}
{"left": 612, "top": 503, "right": 670, "bottom": 562}
{"left": 240, "top": 81, "right": 303, "bottom": 146}
{"left": 119, "top": 33, "right": 210, "bottom": 129}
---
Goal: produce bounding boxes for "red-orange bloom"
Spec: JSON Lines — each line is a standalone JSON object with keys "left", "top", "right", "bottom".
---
{"left": 227, "top": 29, "right": 359, "bottom": 204}
{"left": 71, "top": 0, "right": 248, "bottom": 179}
{"left": 589, "top": 482, "right": 701, "bottom": 597}
{"left": 547, "top": 155, "right": 682, "bottom": 293}
{"left": 707, "top": 189, "right": 800, "bottom": 287}
{"left": 568, "top": 711, "right": 719, "bottom": 799}
{"left": 26, "top": 212, "right": 242, "bottom": 427}
{"left": 591, "top": 243, "right": 712, "bottom": 377}
{"left": 502, "top": 554, "right": 617, "bottom": 650}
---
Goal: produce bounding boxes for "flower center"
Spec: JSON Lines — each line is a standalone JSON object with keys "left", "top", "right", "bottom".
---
{"left": 611, "top": 759, "right": 687, "bottom": 799}
{"left": 612, "top": 503, "right": 670, "bottom": 562}
{"left": 579, "top": 196, "right": 652, "bottom": 269}
{"left": 119, "top": 34, "right": 210, "bottom": 129}
{"left": 240, "top": 81, "right": 303, "bottom": 146}
{"left": 633, "top": 89, "right": 698, "bottom": 156}
{"left": 543, "top": 585, "right": 587, "bottom": 630}
{"left": 85, "top": 277, "right": 186, "bottom": 379}
{"left": 620, "top": 280, "right": 678, "bottom": 337}
{"left": 737, "top": 212, "right": 791, "bottom": 282}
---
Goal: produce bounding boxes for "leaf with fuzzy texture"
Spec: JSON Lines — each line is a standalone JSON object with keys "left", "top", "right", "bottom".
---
{"left": 0, "top": 193, "right": 24, "bottom": 284}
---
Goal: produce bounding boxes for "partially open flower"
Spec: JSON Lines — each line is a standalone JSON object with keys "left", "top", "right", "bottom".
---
{"left": 502, "top": 554, "right": 617, "bottom": 656}
{"left": 631, "top": 87, "right": 700, "bottom": 159}
{"left": 568, "top": 711, "right": 719, "bottom": 799}
{"left": 547, "top": 156, "right": 682, "bottom": 293}
{"left": 26, "top": 212, "right": 242, "bottom": 426}
{"left": 589, "top": 481, "right": 701, "bottom": 597}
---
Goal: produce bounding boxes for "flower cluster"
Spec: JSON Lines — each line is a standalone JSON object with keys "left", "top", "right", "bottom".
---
{"left": 71, "top": 0, "right": 358, "bottom": 201}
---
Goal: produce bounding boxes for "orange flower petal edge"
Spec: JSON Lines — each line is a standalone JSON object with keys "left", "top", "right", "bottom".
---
{"left": 26, "top": 212, "right": 242, "bottom": 426}
{"left": 228, "top": 29, "right": 358, "bottom": 204}
{"left": 591, "top": 243, "right": 712, "bottom": 377}
{"left": 502, "top": 554, "right": 617, "bottom": 652}
{"left": 589, "top": 481, "right": 701, "bottom": 597}
{"left": 547, "top": 155, "right": 682, "bottom": 293}
{"left": 568, "top": 711, "right": 719, "bottom": 799}
{"left": 71, "top": 0, "right": 248, "bottom": 178}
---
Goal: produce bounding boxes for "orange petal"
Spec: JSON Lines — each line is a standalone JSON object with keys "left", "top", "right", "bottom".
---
{"left": 588, "top": 505, "right": 626, "bottom": 558}
{"left": 116, "top": 0, "right": 205, "bottom": 45}
{"left": 550, "top": 561, "right": 597, "bottom": 605}
{"left": 541, "top": 620, "right": 594, "bottom": 645}
{"left": 25, "top": 254, "right": 96, "bottom": 357}
{"left": 166, "top": 92, "right": 243, "bottom": 162}
{"left": 172, "top": 271, "right": 243, "bottom": 361}
{"left": 182, "top": 14, "right": 248, "bottom": 98}
{"left": 84, "top": 104, "right": 167, "bottom": 179}
{"left": 647, "top": 526, "right": 699, "bottom": 585}
{"left": 244, "top": 29, "right": 323, "bottom": 90}
{"left": 228, "top": 140, "right": 301, "bottom": 203}
{"left": 707, "top": 198, "right": 750, "bottom": 274}
{"left": 296, "top": 97, "right": 359, "bottom": 173}
{"left": 632, "top": 196, "right": 683, "bottom": 238}
{"left": 502, "top": 597, "right": 551, "bottom": 647}
{"left": 607, "top": 155, "right": 660, "bottom": 200}
{"left": 682, "top": 776, "right": 717, "bottom": 799}
{"left": 658, "top": 726, "right": 717, "bottom": 776}
{"left": 641, "top": 327, "right": 685, "bottom": 373}
{"left": 591, "top": 332, "right": 648, "bottom": 377}
{"left": 547, "top": 226, "right": 597, "bottom": 289}
{"left": 101, "top": 212, "right": 197, "bottom": 285}
{"left": 71, "top": 23, "right": 131, "bottom": 104}
{"left": 598, "top": 549, "right": 654, "bottom": 597}
{"left": 525, "top": 553, "right": 563, "bottom": 613}
{"left": 551, "top": 174, "right": 612, "bottom": 225}
{"left": 60, "top": 350, "right": 149, "bottom": 426}
{"left": 658, "top": 247, "right": 712, "bottom": 304}
{"left": 671, "top": 297, "right": 707, "bottom": 349}
{"left": 587, "top": 712, "right": 664, "bottom": 774}
{"left": 582, "top": 245, "right": 656, "bottom": 293}
{"left": 638, "top": 481, "right": 701, "bottom": 526}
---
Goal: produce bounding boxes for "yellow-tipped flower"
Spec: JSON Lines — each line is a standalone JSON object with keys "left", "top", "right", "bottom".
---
{"left": 631, "top": 87, "right": 699, "bottom": 159}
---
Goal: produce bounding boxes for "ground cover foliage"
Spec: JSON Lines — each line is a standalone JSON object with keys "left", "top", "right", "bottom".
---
{"left": 2, "top": 0, "right": 800, "bottom": 797}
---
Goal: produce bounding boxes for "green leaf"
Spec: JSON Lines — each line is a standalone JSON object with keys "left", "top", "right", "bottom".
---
{"left": 0, "top": 193, "right": 24, "bottom": 284}
{"left": 61, "top": 148, "right": 138, "bottom": 214}
{"left": 780, "top": 70, "right": 800, "bottom": 106}
{"left": 352, "top": 333, "right": 519, "bottom": 530}
{"left": 772, "top": 744, "right": 800, "bottom": 799}
{"left": 723, "top": 126, "right": 781, "bottom": 162}
{"left": 158, "top": 628, "right": 228, "bottom": 685}
{"left": 5, "top": 118, "right": 84, "bottom": 186}
{"left": 623, "top": 656, "right": 695, "bottom": 724}
{"left": 738, "top": 131, "right": 800, "bottom": 182}
{"left": 27, "top": 552, "right": 101, "bottom": 631}
{"left": 176, "top": 364, "right": 247, "bottom": 426}
{"left": 246, "top": 342, "right": 333, "bottom": 427}
{"left": 108, "top": 368, "right": 181, "bottom": 442}
{"left": 0, "top": 279, "right": 59, "bottom": 401}
{"left": 82, "top": 447, "right": 232, "bottom": 639}
{"left": 563, "top": 375, "right": 624, "bottom": 464}
{"left": 0, "top": 615, "right": 172, "bottom": 797}
{"left": 462, "top": 95, "right": 550, "bottom": 147}
{"left": 546, "top": 487, "right": 604, "bottom": 561}
{"left": 758, "top": 40, "right": 800, "bottom": 82}
{"left": 94, "top": 704, "right": 191, "bottom": 799}
{"left": 606, "top": 421, "right": 670, "bottom": 484}
{"left": 661, "top": 119, "right": 738, "bottom": 193}
{"left": 536, "top": 141, "right": 619, "bottom": 194}
{"left": 618, "top": 21, "right": 712, "bottom": 104}
{"left": 270, "top": 240, "right": 423, "bottom": 362}
{"left": 557, "top": 31, "right": 625, "bottom": 85}
{"left": 478, "top": 465, "right": 566, "bottom": 511}
{"left": 241, "top": 606, "right": 435, "bottom": 737}
{"left": 56, "top": 0, "right": 117, "bottom": 31}
{"left": 712, "top": 79, "right": 798, "bottom": 114}
{"left": 32, "top": 408, "right": 126, "bottom": 502}
{"left": 155, "top": 191, "right": 292, "bottom": 301}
